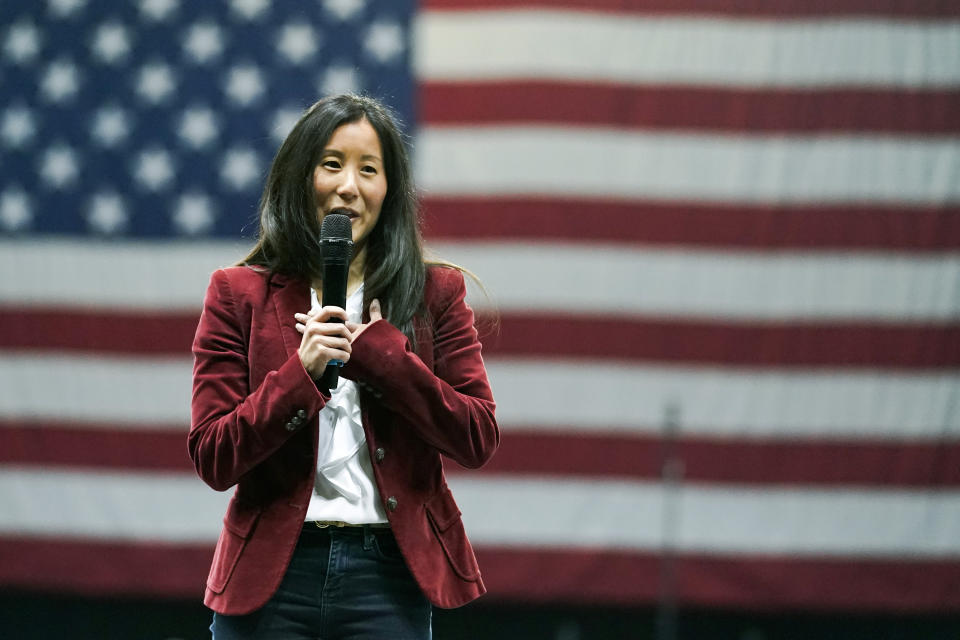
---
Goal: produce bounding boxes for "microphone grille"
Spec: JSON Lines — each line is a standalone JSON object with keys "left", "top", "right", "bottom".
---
{"left": 320, "top": 213, "right": 353, "bottom": 241}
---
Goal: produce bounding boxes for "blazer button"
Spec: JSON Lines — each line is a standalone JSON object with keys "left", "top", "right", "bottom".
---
{"left": 296, "top": 408, "right": 307, "bottom": 419}
{"left": 386, "top": 496, "right": 398, "bottom": 511}
{"left": 284, "top": 421, "right": 297, "bottom": 432}
{"left": 291, "top": 415, "right": 303, "bottom": 426}
{"left": 374, "top": 447, "right": 385, "bottom": 463}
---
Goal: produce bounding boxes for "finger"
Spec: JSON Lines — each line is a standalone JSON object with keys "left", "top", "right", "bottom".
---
{"left": 318, "top": 336, "right": 352, "bottom": 352}
{"left": 329, "top": 350, "right": 350, "bottom": 365}
{"left": 308, "top": 330, "right": 352, "bottom": 348}
{"left": 369, "top": 298, "right": 382, "bottom": 321}
{"left": 323, "top": 340, "right": 352, "bottom": 358}
{"left": 295, "top": 322, "right": 305, "bottom": 333}
{"left": 314, "top": 306, "right": 349, "bottom": 323}
{"left": 306, "top": 322, "right": 354, "bottom": 339}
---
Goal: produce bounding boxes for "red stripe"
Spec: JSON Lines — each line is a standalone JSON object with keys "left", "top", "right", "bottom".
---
{"left": 4, "top": 421, "right": 959, "bottom": 488}
{"left": 471, "top": 431, "right": 960, "bottom": 487}
{"left": 0, "top": 537, "right": 209, "bottom": 598}
{"left": 3, "top": 308, "right": 959, "bottom": 368}
{"left": 0, "top": 421, "right": 190, "bottom": 472}
{"left": 1, "top": 537, "right": 957, "bottom": 610}
{"left": 476, "top": 548, "right": 960, "bottom": 611}
{"left": 422, "top": 198, "right": 960, "bottom": 250}
{"left": 0, "top": 307, "right": 197, "bottom": 354}
{"left": 486, "top": 315, "right": 960, "bottom": 368}
{"left": 422, "top": 0, "right": 960, "bottom": 18}
{"left": 422, "top": 83, "right": 960, "bottom": 134}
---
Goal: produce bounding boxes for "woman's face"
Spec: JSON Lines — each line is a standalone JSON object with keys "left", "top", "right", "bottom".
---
{"left": 313, "top": 118, "right": 387, "bottom": 249}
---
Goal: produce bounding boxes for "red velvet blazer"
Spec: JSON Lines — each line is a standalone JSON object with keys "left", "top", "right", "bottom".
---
{"left": 188, "top": 264, "right": 499, "bottom": 615}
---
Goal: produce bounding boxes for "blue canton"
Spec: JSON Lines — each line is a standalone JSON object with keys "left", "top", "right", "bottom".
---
{"left": 0, "top": 0, "right": 415, "bottom": 238}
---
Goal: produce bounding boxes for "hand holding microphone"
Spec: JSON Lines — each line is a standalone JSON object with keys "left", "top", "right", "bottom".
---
{"left": 295, "top": 213, "right": 353, "bottom": 389}
{"left": 295, "top": 297, "right": 384, "bottom": 379}
{"left": 294, "top": 306, "right": 352, "bottom": 380}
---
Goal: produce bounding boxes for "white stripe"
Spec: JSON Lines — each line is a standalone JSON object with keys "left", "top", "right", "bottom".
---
{"left": 416, "top": 127, "right": 960, "bottom": 203}
{"left": 0, "top": 354, "right": 193, "bottom": 424}
{"left": 451, "top": 475, "right": 960, "bottom": 557}
{"left": 0, "top": 354, "right": 956, "bottom": 440}
{"left": 415, "top": 11, "right": 960, "bottom": 87}
{"left": 0, "top": 240, "right": 239, "bottom": 309}
{"left": 433, "top": 242, "right": 960, "bottom": 321}
{"left": 3, "top": 239, "right": 959, "bottom": 321}
{"left": 486, "top": 359, "right": 959, "bottom": 439}
{"left": 0, "top": 467, "right": 228, "bottom": 543}
{"left": 2, "top": 468, "right": 959, "bottom": 557}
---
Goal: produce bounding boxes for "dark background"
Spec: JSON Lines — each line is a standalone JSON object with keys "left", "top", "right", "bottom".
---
{"left": 2, "top": 590, "right": 958, "bottom": 640}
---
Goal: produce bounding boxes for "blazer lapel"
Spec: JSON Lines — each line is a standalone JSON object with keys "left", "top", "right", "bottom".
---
{"left": 270, "top": 274, "right": 311, "bottom": 359}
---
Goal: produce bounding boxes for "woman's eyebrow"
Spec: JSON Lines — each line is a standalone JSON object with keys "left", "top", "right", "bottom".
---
{"left": 320, "top": 149, "right": 381, "bottom": 163}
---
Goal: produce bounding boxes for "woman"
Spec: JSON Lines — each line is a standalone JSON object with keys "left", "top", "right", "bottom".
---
{"left": 188, "top": 94, "right": 499, "bottom": 639}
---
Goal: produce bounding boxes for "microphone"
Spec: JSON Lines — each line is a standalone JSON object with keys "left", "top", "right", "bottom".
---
{"left": 318, "top": 213, "right": 353, "bottom": 390}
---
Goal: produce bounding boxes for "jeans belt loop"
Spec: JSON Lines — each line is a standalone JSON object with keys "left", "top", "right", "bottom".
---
{"left": 362, "top": 525, "right": 376, "bottom": 550}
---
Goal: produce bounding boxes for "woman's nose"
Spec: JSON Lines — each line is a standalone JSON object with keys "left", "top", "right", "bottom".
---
{"left": 336, "top": 169, "right": 359, "bottom": 199}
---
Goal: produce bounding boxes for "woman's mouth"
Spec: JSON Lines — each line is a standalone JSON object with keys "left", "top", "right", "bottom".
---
{"left": 328, "top": 208, "right": 359, "bottom": 220}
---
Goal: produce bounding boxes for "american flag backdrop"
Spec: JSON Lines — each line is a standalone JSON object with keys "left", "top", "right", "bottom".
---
{"left": 1, "top": 0, "right": 960, "bottom": 613}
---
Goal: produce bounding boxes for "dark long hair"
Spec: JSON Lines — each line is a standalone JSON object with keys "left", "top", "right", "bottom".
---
{"left": 241, "top": 94, "right": 426, "bottom": 344}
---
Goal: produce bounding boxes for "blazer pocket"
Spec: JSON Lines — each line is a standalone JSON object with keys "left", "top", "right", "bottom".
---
{"left": 425, "top": 488, "right": 480, "bottom": 582}
{"left": 206, "top": 502, "right": 262, "bottom": 594}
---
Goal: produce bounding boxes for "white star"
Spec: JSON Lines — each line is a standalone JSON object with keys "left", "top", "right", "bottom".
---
{"left": 221, "top": 148, "right": 261, "bottom": 191}
{"left": 48, "top": 0, "right": 87, "bottom": 18}
{"left": 87, "top": 191, "right": 128, "bottom": 235}
{"left": 323, "top": 0, "right": 366, "bottom": 21}
{"left": 0, "top": 188, "right": 33, "bottom": 232}
{"left": 140, "top": 0, "right": 179, "bottom": 22}
{"left": 134, "top": 148, "right": 176, "bottom": 191}
{"left": 40, "top": 59, "right": 81, "bottom": 103}
{"left": 1, "top": 106, "right": 37, "bottom": 149}
{"left": 277, "top": 23, "right": 318, "bottom": 65}
{"left": 136, "top": 61, "right": 176, "bottom": 104}
{"left": 183, "top": 22, "right": 224, "bottom": 64}
{"left": 4, "top": 20, "right": 42, "bottom": 64}
{"left": 364, "top": 21, "right": 405, "bottom": 64}
{"left": 173, "top": 192, "right": 216, "bottom": 235}
{"left": 40, "top": 144, "right": 79, "bottom": 189}
{"left": 269, "top": 106, "right": 303, "bottom": 144}
{"left": 230, "top": 0, "right": 270, "bottom": 21}
{"left": 318, "top": 64, "right": 361, "bottom": 96}
{"left": 225, "top": 64, "right": 265, "bottom": 106}
{"left": 90, "top": 106, "right": 131, "bottom": 147}
{"left": 91, "top": 22, "right": 131, "bottom": 64}
{"left": 178, "top": 106, "right": 219, "bottom": 149}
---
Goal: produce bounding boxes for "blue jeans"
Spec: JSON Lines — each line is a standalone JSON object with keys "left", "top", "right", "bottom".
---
{"left": 211, "top": 525, "right": 432, "bottom": 639}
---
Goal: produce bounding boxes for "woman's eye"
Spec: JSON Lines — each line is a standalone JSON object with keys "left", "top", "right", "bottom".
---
{"left": 361, "top": 165, "right": 377, "bottom": 175}
{"left": 322, "top": 159, "right": 341, "bottom": 169}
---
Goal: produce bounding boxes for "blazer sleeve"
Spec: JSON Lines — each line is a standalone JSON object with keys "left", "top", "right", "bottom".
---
{"left": 188, "top": 268, "right": 327, "bottom": 491}
{"left": 340, "top": 268, "right": 499, "bottom": 469}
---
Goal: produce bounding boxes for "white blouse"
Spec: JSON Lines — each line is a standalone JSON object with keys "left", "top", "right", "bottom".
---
{"left": 304, "top": 284, "right": 388, "bottom": 524}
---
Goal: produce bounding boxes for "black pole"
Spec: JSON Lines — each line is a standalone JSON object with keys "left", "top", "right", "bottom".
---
{"left": 657, "top": 402, "right": 682, "bottom": 640}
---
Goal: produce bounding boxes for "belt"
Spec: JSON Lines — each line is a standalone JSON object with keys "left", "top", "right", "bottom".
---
{"left": 304, "top": 520, "right": 391, "bottom": 529}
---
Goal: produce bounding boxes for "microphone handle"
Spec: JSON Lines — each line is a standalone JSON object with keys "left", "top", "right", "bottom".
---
{"left": 318, "top": 256, "right": 349, "bottom": 391}
{"left": 318, "top": 318, "right": 344, "bottom": 391}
